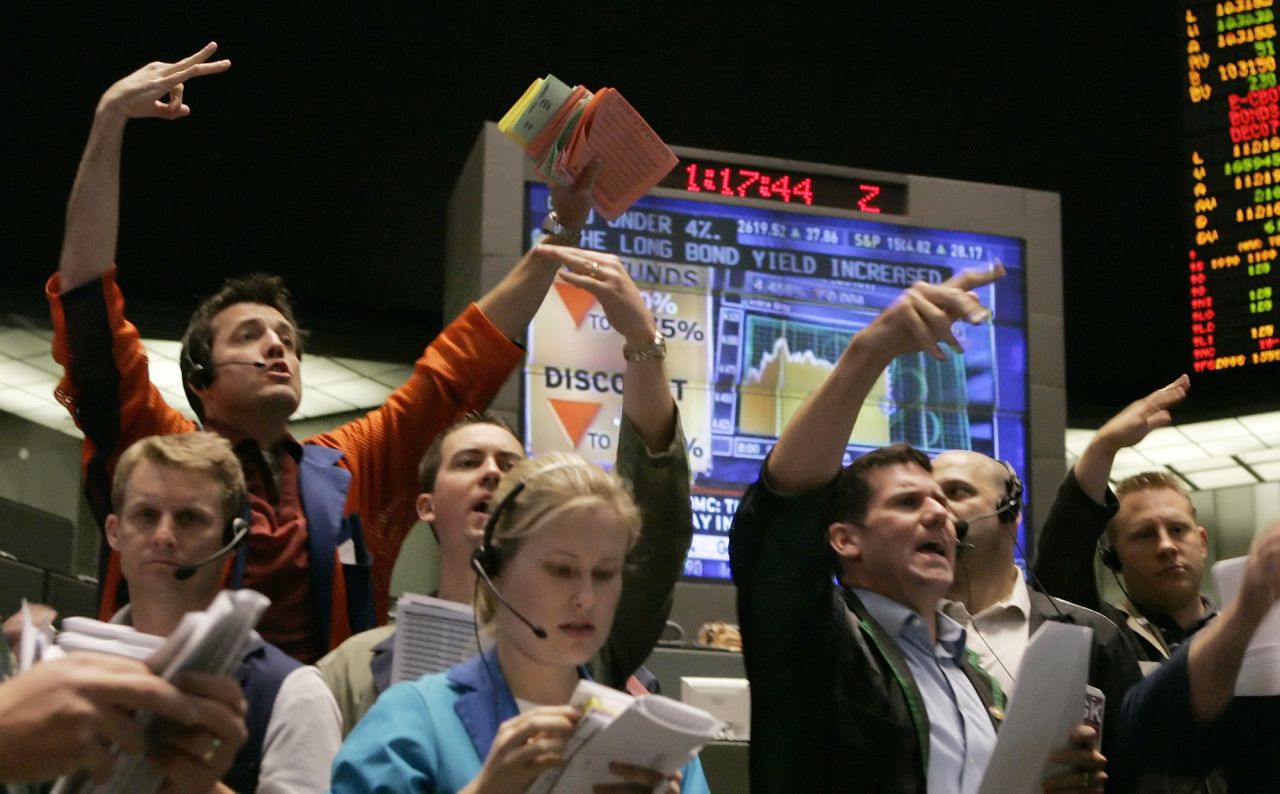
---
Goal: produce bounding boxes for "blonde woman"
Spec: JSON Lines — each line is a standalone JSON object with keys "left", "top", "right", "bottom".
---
{"left": 330, "top": 453, "right": 708, "bottom": 793}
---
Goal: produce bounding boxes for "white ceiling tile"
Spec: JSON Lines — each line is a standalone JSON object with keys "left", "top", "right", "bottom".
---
{"left": 1252, "top": 461, "right": 1280, "bottom": 482}
{"left": 295, "top": 389, "right": 357, "bottom": 419}
{"left": 149, "top": 362, "right": 187, "bottom": 390}
{"left": 1199, "top": 437, "right": 1266, "bottom": 457}
{"left": 0, "top": 390, "right": 47, "bottom": 413}
{"left": 1184, "top": 467, "right": 1259, "bottom": 489}
{"left": 1140, "top": 444, "right": 1208, "bottom": 466}
{"left": 1241, "top": 448, "right": 1280, "bottom": 465}
{"left": 1174, "top": 455, "right": 1241, "bottom": 473}
{"left": 329, "top": 356, "right": 405, "bottom": 378}
{"left": 316, "top": 379, "right": 393, "bottom": 407}
{"left": 298, "top": 356, "right": 363, "bottom": 387}
{"left": 0, "top": 360, "right": 57, "bottom": 387}
{"left": 369, "top": 365, "right": 415, "bottom": 389}
{"left": 1179, "top": 418, "right": 1251, "bottom": 443}
{"left": 1238, "top": 411, "right": 1280, "bottom": 439}
{"left": 0, "top": 328, "right": 53, "bottom": 358}
{"left": 1133, "top": 426, "right": 1190, "bottom": 450}
{"left": 21, "top": 354, "right": 64, "bottom": 376}
{"left": 142, "top": 339, "right": 183, "bottom": 359}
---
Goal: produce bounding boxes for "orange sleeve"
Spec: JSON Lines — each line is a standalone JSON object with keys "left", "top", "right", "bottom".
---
{"left": 308, "top": 303, "right": 524, "bottom": 621}
{"left": 47, "top": 267, "right": 197, "bottom": 617}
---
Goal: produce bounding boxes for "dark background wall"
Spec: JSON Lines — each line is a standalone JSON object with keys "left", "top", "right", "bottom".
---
{"left": 2, "top": 2, "right": 1250, "bottom": 426}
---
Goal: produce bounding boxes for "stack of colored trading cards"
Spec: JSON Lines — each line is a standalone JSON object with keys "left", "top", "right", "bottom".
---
{"left": 500, "top": 74, "right": 677, "bottom": 219}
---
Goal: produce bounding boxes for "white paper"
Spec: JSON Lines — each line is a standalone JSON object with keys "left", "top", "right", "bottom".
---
{"left": 390, "top": 592, "right": 481, "bottom": 684}
{"left": 1212, "top": 556, "right": 1280, "bottom": 695}
{"left": 51, "top": 589, "right": 270, "bottom": 794}
{"left": 528, "top": 679, "right": 721, "bottom": 794}
{"left": 977, "top": 622, "right": 1093, "bottom": 794}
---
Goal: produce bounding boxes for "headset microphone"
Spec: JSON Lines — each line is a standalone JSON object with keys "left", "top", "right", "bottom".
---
{"left": 174, "top": 518, "right": 251, "bottom": 581}
{"left": 215, "top": 360, "right": 267, "bottom": 369}
{"left": 953, "top": 511, "right": 1004, "bottom": 542}
{"left": 470, "top": 557, "right": 548, "bottom": 639}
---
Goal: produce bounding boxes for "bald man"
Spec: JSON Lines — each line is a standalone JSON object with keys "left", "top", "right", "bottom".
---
{"left": 934, "top": 450, "right": 1141, "bottom": 785}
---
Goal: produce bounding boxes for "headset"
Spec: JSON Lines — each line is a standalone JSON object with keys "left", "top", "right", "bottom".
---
{"left": 184, "top": 344, "right": 267, "bottom": 390}
{"left": 471, "top": 480, "right": 528, "bottom": 581}
{"left": 994, "top": 459, "right": 1024, "bottom": 521}
{"left": 954, "top": 459, "right": 1024, "bottom": 542}
{"left": 173, "top": 493, "right": 252, "bottom": 581}
{"left": 1099, "top": 543, "right": 1122, "bottom": 572}
{"left": 184, "top": 345, "right": 214, "bottom": 389}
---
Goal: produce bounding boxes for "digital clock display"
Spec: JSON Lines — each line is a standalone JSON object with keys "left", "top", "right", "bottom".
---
{"left": 656, "top": 158, "right": 908, "bottom": 215}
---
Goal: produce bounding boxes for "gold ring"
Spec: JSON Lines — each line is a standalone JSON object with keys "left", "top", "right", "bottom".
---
{"left": 201, "top": 737, "right": 222, "bottom": 763}
{"left": 590, "top": 261, "right": 600, "bottom": 278}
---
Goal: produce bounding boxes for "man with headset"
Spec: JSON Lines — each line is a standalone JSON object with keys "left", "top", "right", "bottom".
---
{"left": 100, "top": 431, "right": 341, "bottom": 793}
{"left": 1032, "top": 376, "right": 1227, "bottom": 792}
{"left": 1031, "top": 375, "right": 1214, "bottom": 666}
{"left": 47, "top": 43, "right": 601, "bottom": 664}
{"left": 934, "top": 451, "right": 1142, "bottom": 786}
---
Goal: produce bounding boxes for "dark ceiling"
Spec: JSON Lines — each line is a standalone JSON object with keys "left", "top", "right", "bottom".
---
{"left": 4, "top": 3, "right": 1262, "bottom": 426}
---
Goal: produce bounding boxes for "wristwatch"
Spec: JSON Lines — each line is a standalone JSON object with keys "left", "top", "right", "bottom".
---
{"left": 623, "top": 332, "right": 668, "bottom": 362}
{"left": 540, "top": 211, "right": 582, "bottom": 246}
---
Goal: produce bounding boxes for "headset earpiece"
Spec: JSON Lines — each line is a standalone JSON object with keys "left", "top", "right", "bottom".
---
{"left": 995, "top": 460, "right": 1024, "bottom": 520}
{"left": 1099, "top": 544, "right": 1122, "bottom": 572}
{"left": 226, "top": 495, "right": 251, "bottom": 545}
{"left": 474, "top": 481, "right": 528, "bottom": 578}
{"left": 184, "top": 346, "right": 213, "bottom": 390}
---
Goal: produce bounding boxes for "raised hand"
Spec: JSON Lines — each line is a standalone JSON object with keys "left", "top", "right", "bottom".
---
{"left": 97, "top": 42, "right": 231, "bottom": 122}
{"left": 856, "top": 263, "right": 1005, "bottom": 364}
{"left": 556, "top": 251, "right": 656, "bottom": 348}
{"left": 548, "top": 160, "right": 601, "bottom": 233}
{"left": 1073, "top": 374, "right": 1190, "bottom": 502}
{"left": 1092, "top": 375, "right": 1190, "bottom": 452}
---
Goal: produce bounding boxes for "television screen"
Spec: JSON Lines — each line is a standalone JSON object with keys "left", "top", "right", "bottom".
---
{"left": 522, "top": 181, "right": 1027, "bottom": 581}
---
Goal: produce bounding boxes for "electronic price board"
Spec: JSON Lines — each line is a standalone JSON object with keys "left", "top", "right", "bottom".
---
{"left": 520, "top": 179, "right": 1028, "bottom": 581}
{"left": 1184, "top": 1, "right": 1280, "bottom": 374}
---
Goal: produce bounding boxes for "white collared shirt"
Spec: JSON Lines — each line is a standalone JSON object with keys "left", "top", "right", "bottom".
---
{"left": 942, "top": 570, "right": 1032, "bottom": 696}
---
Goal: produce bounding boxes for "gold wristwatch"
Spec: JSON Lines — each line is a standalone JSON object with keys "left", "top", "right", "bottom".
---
{"left": 623, "top": 332, "right": 667, "bottom": 362}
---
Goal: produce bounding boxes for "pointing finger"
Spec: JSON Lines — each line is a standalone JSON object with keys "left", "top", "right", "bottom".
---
{"left": 943, "top": 261, "right": 1006, "bottom": 293}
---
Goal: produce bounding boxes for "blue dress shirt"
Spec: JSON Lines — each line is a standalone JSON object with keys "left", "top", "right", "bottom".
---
{"left": 855, "top": 589, "right": 998, "bottom": 794}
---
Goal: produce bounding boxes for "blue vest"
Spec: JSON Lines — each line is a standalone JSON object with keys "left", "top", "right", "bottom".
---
{"left": 224, "top": 641, "right": 302, "bottom": 793}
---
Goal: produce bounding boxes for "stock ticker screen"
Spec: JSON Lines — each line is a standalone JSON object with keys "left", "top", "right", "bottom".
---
{"left": 522, "top": 181, "right": 1028, "bottom": 581}
{"left": 1185, "top": 2, "right": 1280, "bottom": 374}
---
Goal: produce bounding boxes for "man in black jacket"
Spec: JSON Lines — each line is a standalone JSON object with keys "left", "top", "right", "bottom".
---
{"left": 1032, "top": 375, "right": 1231, "bottom": 793}
{"left": 1032, "top": 375, "right": 1213, "bottom": 666}
{"left": 730, "top": 266, "right": 1105, "bottom": 794}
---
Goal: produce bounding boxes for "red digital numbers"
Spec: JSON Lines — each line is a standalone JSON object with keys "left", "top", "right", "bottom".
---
{"left": 857, "top": 184, "right": 882, "bottom": 214}
{"left": 679, "top": 163, "right": 823, "bottom": 210}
